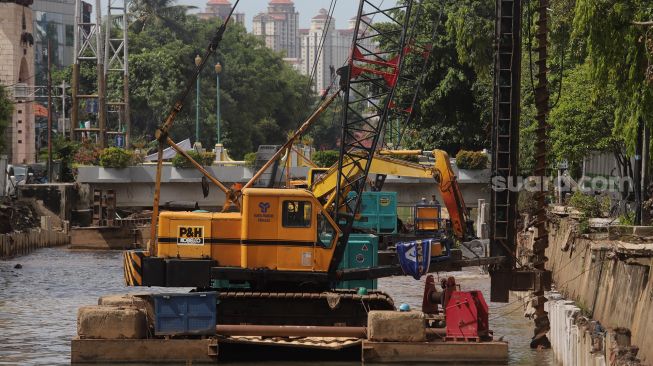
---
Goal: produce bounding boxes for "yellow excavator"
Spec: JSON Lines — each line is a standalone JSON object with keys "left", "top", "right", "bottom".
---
{"left": 308, "top": 149, "right": 472, "bottom": 242}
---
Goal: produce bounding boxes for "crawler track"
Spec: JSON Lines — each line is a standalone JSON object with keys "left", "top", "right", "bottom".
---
{"left": 217, "top": 290, "right": 395, "bottom": 326}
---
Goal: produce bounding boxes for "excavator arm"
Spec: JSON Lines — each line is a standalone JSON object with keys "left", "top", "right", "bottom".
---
{"left": 310, "top": 149, "right": 472, "bottom": 241}
{"left": 432, "top": 149, "right": 470, "bottom": 241}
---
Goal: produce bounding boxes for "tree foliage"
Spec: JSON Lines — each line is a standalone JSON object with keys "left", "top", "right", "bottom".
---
{"left": 549, "top": 62, "right": 620, "bottom": 170}
{"left": 0, "top": 85, "right": 13, "bottom": 154}
{"left": 50, "top": 5, "right": 314, "bottom": 160}
{"left": 99, "top": 147, "right": 133, "bottom": 168}
{"left": 123, "top": 15, "right": 313, "bottom": 159}
{"left": 398, "top": 0, "right": 494, "bottom": 155}
{"left": 312, "top": 150, "right": 339, "bottom": 168}
{"left": 455, "top": 150, "right": 489, "bottom": 170}
{"left": 573, "top": 0, "right": 653, "bottom": 154}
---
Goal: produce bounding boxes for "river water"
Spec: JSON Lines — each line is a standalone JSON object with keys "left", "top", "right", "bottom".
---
{"left": 0, "top": 248, "right": 552, "bottom": 365}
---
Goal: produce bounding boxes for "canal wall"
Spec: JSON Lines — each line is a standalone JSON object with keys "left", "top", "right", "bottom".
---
{"left": 0, "top": 229, "right": 70, "bottom": 259}
{"left": 544, "top": 216, "right": 652, "bottom": 364}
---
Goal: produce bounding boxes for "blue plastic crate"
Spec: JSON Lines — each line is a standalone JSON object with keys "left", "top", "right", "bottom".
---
{"left": 152, "top": 292, "right": 217, "bottom": 336}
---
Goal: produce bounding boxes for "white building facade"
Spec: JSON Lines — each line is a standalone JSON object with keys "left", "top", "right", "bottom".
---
{"left": 299, "top": 10, "right": 375, "bottom": 93}
{"left": 252, "top": 0, "right": 299, "bottom": 58}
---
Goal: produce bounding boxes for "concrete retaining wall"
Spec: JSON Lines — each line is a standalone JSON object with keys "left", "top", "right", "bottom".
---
{"left": 546, "top": 294, "right": 606, "bottom": 366}
{"left": 0, "top": 229, "right": 70, "bottom": 259}
{"left": 546, "top": 217, "right": 651, "bottom": 364}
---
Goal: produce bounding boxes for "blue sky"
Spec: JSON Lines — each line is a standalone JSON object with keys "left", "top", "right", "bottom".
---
{"left": 100, "top": 0, "right": 360, "bottom": 31}
{"left": 204, "top": 1, "right": 360, "bottom": 30}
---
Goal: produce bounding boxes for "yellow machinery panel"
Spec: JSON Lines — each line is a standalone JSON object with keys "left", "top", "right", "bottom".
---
{"left": 241, "top": 188, "right": 318, "bottom": 271}
{"left": 210, "top": 212, "right": 242, "bottom": 266}
{"left": 157, "top": 211, "right": 212, "bottom": 259}
{"left": 241, "top": 189, "right": 279, "bottom": 269}
{"left": 416, "top": 206, "right": 440, "bottom": 231}
{"left": 237, "top": 188, "right": 340, "bottom": 272}
{"left": 153, "top": 188, "right": 341, "bottom": 273}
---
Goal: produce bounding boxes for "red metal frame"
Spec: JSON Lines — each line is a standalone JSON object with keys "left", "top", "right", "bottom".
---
{"left": 444, "top": 290, "right": 489, "bottom": 341}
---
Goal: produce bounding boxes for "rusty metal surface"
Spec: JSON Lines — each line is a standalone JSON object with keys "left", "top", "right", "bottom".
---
{"left": 219, "top": 336, "right": 362, "bottom": 350}
{"left": 531, "top": 0, "right": 552, "bottom": 347}
{"left": 216, "top": 325, "right": 367, "bottom": 338}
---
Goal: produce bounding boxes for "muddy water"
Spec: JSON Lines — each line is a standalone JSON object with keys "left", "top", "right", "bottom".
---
{"left": 0, "top": 248, "right": 551, "bottom": 365}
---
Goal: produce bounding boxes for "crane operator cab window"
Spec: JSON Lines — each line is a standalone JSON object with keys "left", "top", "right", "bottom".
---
{"left": 317, "top": 213, "right": 336, "bottom": 248}
{"left": 282, "top": 201, "right": 312, "bottom": 228}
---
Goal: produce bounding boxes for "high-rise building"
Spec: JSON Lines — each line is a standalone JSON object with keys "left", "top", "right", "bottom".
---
{"left": 252, "top": 0, "right": 299, "bottom": 58}
{"left": 197, "top": 0, "right": 244, "bottom": 25}
{"left": 0, "top": 0, "right": 36, "bottom": 164}
{"left": 299, "top": 9, "right": 336, "bottom": 93}
{"left": 32, "top": 0, "right": 76, "bottom": 85}
{"left": 299, "top": 10, "right": 375, "bottom": 93}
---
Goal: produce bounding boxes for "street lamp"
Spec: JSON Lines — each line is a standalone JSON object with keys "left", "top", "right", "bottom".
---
{"left": 215, "top": 62, "right": 222, "bottom": 145}
{"left": 194, "top": 54, "right": 202, "bottom": 146}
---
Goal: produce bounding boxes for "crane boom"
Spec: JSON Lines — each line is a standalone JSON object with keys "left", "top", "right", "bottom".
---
{"left": 330, "top": 0, "right": 415, "bottom": 274}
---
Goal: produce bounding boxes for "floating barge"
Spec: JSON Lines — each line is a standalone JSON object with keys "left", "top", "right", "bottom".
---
{"left": 71, "top": 337, "right": 508, "bottom": 364}
{"left": 71, "top": 289, "right": 508, "bottom": 364}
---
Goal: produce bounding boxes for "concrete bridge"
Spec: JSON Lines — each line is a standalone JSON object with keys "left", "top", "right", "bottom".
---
{"left": 76, "top": 163, "right": 491, "bottom": 211}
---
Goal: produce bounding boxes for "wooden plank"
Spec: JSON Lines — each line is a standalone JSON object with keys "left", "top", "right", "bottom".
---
{"left": 71, "top": 338, "right": 217, "bottom": 364}
{"left": 362, "top": 340, "right": 508, "bottom": 363}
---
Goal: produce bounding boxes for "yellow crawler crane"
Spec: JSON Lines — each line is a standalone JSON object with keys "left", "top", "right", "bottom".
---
{"left": 123, "top": 0, "right": 505, "bottom": 327}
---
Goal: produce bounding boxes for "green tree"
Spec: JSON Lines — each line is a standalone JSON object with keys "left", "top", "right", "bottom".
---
{"left": 123, "top": 15, "right": 312, "bottom": 159}
{"left": 0, "top": 85, "right": 13, "bottom": 154}
{"left": 573, "top": 0, "right": 653, "bottom": 154}
{"left": 384, "top": 0, "right": 495, "bottom": 154}
{"left": 129, "top": 0, "right": 195, "bottom": 35}
{"left": 549, "top": 62, "right": 621, "bottom": 175}
{"left": 312, "top": 150, "right": 339, "bottom": 168}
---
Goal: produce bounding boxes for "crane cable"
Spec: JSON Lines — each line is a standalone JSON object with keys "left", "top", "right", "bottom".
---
{"left": 306, "top": 0, "right": 338, "bottom": 94}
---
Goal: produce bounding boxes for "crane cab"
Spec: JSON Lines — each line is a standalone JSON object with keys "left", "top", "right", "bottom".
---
{"left": 240, "top": 188, "right": 339, "bottom": 271}
{"left": 126, "top": 188, "right": 341, "bottom": 287}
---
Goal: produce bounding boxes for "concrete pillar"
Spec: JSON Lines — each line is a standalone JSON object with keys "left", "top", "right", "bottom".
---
{"left": 476, "top": 199, "right": 486, "bottom": 239}
{"left": 214, "top": 144, "right": 224, "bottom": 163}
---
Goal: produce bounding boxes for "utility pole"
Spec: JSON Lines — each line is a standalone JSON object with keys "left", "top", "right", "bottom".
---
{"left": 61, "top": 81, "right": 67, "bottom": 138}
{"left": 215, "top": 62, "right": 222, "bottom": 144}
{"left": 635, "top": 118, "right": 644, "bottom": 225}
{"left": 96, "top": 0, "right": 106, "bottom": 147}
{"left": 195, "top": 54, "right": 202, "bottom": 147}
{"left": 47, "top": 39, "right": 53, "bottom": 183}
{"left": 71, "top": 0, "right": 80, "bottom": 141}
{"left": 643, "top": 126, "right": 650, "bottom": 224}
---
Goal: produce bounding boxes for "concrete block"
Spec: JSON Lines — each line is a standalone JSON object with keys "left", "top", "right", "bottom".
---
{"left": 362, "top": 340, "right": 508, "bottom": 363}
{"left": 98, "top": 294, "right": 148, "bottom": 308}
{"left": 98, "top": 294, "right": 155, "bottom": 326}
{"left": 77, "top": 305, "right": 146, "bottom": 339}
{"left": 71, "top": 339, "right": 217, "bottom": 364}
{"left": 367, "top": 310, "right": 426, "bottom": 342}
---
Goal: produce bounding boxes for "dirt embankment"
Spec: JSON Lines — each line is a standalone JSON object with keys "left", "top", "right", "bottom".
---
{"left": 0, "top": 200, "right": 41, "bottom": 234}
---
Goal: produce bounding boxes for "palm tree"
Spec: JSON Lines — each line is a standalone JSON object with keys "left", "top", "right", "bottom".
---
{"left": 129, "top": 0, "right": 196, "bottom": 34}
